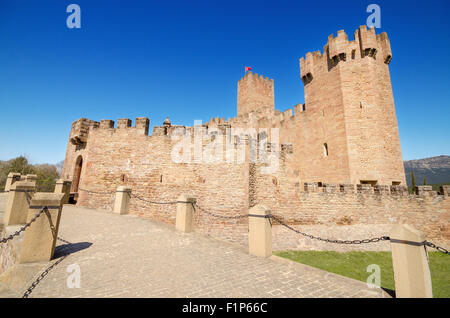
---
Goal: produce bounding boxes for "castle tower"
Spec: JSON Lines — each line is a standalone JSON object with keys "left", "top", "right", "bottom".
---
{"left": 299, "top": 26, "right": 406, "bottom": 185}
{"left": 237, "top": 71, "right": 274, "bottom": 117}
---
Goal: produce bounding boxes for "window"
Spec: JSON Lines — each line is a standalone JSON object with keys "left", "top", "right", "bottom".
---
{"left": 323, "top": 143, "right": 328, "bottom": 157}
{"left": 302, "top": 104, "right": 306, "bottom": 112}
{"left": 361, "top": 180, "right": 378, "bottom": 186}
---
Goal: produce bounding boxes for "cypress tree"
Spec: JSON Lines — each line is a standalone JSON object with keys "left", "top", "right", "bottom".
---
{"left": 411, "top": 171, "right": 416, "bottom": 193}
{"left": 423, "top": 178, "right": 427, "bottom": 185}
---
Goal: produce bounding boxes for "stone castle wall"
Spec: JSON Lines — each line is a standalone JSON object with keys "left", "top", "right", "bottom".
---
{"left": 60, "top": 26, "right": 448, "bottom": 251}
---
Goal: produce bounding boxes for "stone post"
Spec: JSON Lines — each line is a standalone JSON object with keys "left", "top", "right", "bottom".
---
{"left": 4, "top": 172, "right": 21, "bottom": 192}
{"left": 3, "top": 181, "right": 35, "bottom": 226}
{"left": 175, "top": 194, "right": 196, "bottom": 232}
{"left": 54, "top": 179, "right": 72, "bottom": 205}
{"left": 248, "top": 205, "right": 272, "bottom": 257}
{"left": 19, "top": 193, "right": 65, "bottom": 263}
{"left": 113, "top": 186, "right": 132, "bottom": 215}
{"left": 390, "top": 224, "right": 433, "bottom": 298}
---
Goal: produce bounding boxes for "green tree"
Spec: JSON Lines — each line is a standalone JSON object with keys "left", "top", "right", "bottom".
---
{"left": 0, "top": 156, "right": 36, "bottom": 191}
{"left": 423, "top": 178, "right": 427, "bottom": 185}
{"left": 0, "top": 156, "right": 60, "bottom": 192}
{"left": 34, "top": 164, "right": 59, "bottom": 192}
{"left": 411, "top": 170, "right": 416, "bottom": 193}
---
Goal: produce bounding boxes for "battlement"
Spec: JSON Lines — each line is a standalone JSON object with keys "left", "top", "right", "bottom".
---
{"left": 70, "top": 117, "right": 151, "bottom": 137}
{"left": 299, "top": 26, "right": 393, "bottom": 85}
{"left": 70, "top": 118, "right": 99, "bottom": 145}
{"left": 237, "top": 71, "right": 274, "bottom": 117}
{"left": 301, "top": 183, "right": 450, "bottom": 198}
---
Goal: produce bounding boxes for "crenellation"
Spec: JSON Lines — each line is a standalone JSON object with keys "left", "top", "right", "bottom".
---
{"left": 415, "top": 185, "right": 436, "bottom": 197}
{"left": 377, "top": 32, "right": 392, "bottom": 64}
{"left": 322, "top": 183, "right": 337, "bottom": 193}
{"left": 390, "top": 185, "right": 409, "bottom": 196}
{"left": 357, "top": 184, "right": 373, "bottom": 194}
{"left": 340, "top": 184, "right": 355, "bottom": 193}
{"left": 327, "top": 29, "right": 349, "bottom": 64}
{"left": 304, "top": 182, "right": 318, "bottom": 192}
{"left": 100, "top": 120, "right": 115, "bottom": 129}
{"left": 374, "top": 184, "right": 390, "bottom": 195}
{"left": 356, "top": 25, "right": 378, "bottom": 58}
{"left": 117, "top": 118, "right": 132, "bottom": 128}
{"left": 135, "top": 117, "right": 150, "bottom": 135}
{"left": 440, "top": 185, "right": 450, "bottom": 196}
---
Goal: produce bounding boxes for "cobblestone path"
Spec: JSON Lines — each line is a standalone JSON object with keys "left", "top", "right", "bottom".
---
{"left": 24, "top": 206, "right": 388, "bottom": 298}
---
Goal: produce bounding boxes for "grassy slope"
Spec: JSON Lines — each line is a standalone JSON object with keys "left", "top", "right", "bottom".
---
{"left": 275, "top": 251, "right": 449, "bottom": 298}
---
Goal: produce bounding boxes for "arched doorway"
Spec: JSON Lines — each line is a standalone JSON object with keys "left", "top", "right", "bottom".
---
{"left": 72, "top": 155, "right": 83, "bottom": 193}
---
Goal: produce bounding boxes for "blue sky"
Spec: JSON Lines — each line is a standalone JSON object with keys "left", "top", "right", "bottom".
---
{"left": 0, "top": 0, "right": 449, "bottom": 164}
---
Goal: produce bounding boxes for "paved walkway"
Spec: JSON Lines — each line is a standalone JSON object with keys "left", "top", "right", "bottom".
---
{"left": 23, "top": 206, "right": 388, "bottom": 298}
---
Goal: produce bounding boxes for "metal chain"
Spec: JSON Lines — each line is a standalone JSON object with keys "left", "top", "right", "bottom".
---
{"left": 271, "top": 214, "right": 390, "bottom": 245}
{"left": 22, "top": 253, "right": 68, "bottom": 298}
{"left": 130, "top": 192, "right": 184, "bottom": 205}
{"left": 78, "top": 188, "right": 115, "bottom": 195}
{"left": 424, "top": 241, "right": 449, "bottom": 255}
{"left": 0, "top": 207, "right": 47, "bottom": 244}
{"left": 193, "top": 203, "right": 248, "bottom": 219}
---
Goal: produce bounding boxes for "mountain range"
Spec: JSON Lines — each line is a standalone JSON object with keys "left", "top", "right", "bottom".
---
{"left": 404, "top": 155, "right": 450, "bottom": 186}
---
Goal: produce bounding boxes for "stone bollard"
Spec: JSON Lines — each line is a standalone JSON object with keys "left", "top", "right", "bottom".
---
{"left": 4, "top": 172, "right": 21, "bottom": 192}
{"left": 3, "top": 181, "right": 35, "bottom": 226}
{"left": 390, "top": 224, "right": 433, "bottom": 298}
{"left": 113, "top": 186, "right": 132, "bottom": 215}
{"left": 248, "top": 205, "right": 272, "bottom": 257}
{"left": 19, "top": 193, "right": 64, "bottom": 263}
{"left": 54, "top": 179, "right": 72, "bottom": 205}
{"left": 175, "top": 194, "right": 196, "bottom": 232}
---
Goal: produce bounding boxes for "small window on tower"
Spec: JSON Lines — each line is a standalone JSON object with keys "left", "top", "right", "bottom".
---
{"left": 302, "top": 104, "right": 306, "bottom": 112}
{"left": 323, "top": 143, "right": 329, "bottom": 157}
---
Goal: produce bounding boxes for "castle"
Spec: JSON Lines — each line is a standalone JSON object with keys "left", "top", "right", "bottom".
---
{"left": 61, "top": 26, "right": 448, "bottom": 250}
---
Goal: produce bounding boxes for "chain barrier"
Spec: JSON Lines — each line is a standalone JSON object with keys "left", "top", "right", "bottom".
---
{"left": 76, "top": 188, "right": 450, "bottom": 254}
{"left": 130, "top": 192, "right": 181, "bottom": 205}
{"left": 0, "top": 207, "right": 47, "bottom": 244}
{"left": 271, "top": 215, "right": 449, "bottom": 253}
{"left": 424, "top": 241, "right": 449, "bottom": 255}
{"left": 271, "top": 214, "right": 390, "bottom": 245}
{"left": 193, "top": 203, "right": 248, "bottom": 219}
{"left": 78, "top": 188, "right": 115, "bottom": 195}
{"left": 21, "top": 236, "right": 74, "bottom": 298}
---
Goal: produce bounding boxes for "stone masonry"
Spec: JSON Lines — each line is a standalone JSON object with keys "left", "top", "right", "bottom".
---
{"left": 60, "top": 26, "right": 448, "bottom": 251}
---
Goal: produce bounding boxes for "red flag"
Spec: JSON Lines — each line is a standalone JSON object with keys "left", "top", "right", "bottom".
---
{"left": 245, "top": 66, "right": 252, "bottom": 72}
